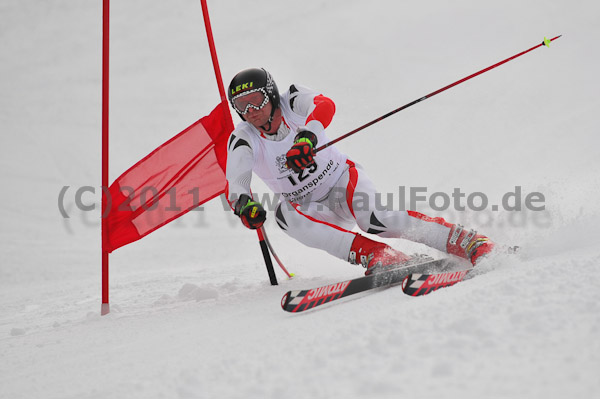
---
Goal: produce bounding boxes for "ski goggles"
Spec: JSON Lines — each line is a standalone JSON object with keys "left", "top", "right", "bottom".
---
{"left": 231, "top": 88, "right": 269, "bottom": 115}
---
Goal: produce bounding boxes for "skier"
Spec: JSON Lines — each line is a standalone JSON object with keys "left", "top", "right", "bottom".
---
{"left": 226, "top": 67, "right": 495, "bottom": 275}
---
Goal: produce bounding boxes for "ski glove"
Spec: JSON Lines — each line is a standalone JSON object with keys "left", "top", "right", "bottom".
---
{"left": 234, "top": 194, "right": 266, "bottom": 229}
{"left": 286, "top": 129, "right": 318, "bottom": 173}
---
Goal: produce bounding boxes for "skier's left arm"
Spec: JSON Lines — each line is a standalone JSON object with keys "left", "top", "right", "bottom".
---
{"left": 289, "top": 87, "right": 336, "bottom": 136}
{"left": 286, "top": 88, "right": 336, "bottom": 172}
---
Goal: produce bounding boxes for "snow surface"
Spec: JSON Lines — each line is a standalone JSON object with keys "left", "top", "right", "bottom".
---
{"left": 1, "top": 0, "right": 600, "bottom": 398}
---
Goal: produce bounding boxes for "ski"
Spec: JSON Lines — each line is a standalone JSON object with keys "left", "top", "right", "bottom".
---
{"left": 402, "top": 268, "right": 475, "bottom": 296}
{"left": 281, "top": 257, "right": 459, "bottom": 313}
{"left": 402, "top": 246, "right": 520, "bottom": 296}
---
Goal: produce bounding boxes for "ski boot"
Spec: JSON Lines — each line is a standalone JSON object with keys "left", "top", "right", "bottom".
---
{"left": 348, "top": 234, "right": 412, "bottom": 275}
{"left": 446, "top": 224, "right": 495, "bottom": 266}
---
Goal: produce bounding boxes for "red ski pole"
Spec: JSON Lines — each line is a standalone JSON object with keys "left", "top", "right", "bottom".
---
{"left": 315, "top": 35, "right": 562, "bottom": 153}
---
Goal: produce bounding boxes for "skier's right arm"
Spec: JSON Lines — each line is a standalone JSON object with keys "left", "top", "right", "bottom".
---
{"left": 226, "top": 131, "right": 266, "bottom": 229}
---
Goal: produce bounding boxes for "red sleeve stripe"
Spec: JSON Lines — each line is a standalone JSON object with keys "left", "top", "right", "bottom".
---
{"left": 306, "top": 95, "right": 336, "bottom": 129}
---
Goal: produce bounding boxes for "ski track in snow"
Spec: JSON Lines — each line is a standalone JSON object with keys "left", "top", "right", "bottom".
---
{"left": 2, "top": 0, "right": 600, "bottom": 398}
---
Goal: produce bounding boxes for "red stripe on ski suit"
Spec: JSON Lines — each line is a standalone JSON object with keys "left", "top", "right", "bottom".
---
{"left": 407, "top": 210, "right": 453, "bottom": 228}
{"left": 290, "top": 159, "right": 358, "bottom": 231}
{"left": 345, "top": 159, "right": 358, "bottom": 218}
{"left": 291, "top": 203, "right": 357, "bottom": 236}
